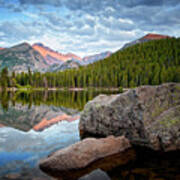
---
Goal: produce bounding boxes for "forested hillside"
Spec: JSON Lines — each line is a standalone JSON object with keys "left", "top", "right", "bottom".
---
{"left": 0, "top": 38, "right": 180, "bottom": 89}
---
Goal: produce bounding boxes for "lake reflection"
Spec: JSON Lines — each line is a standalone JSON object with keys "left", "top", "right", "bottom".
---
{"left": 0, "top": 90, "right": 118, "bottom": 112}
{"left": 0, "top": 90, "right": 118, "bottom": 179}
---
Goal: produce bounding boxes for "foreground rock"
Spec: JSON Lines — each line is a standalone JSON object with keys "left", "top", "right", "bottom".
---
{"left": 39, "top": 136, "right": 133, "bottom": 180}
{"left": 79, "top": 83, "right": 180, "bottom": 151}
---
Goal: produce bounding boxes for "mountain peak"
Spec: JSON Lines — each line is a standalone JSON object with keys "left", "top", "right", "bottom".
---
{"left": 16, "top": 42, "right": 31, "bottom": 47}
{"left": 33, "top": 43, "right": 44, "bottom": 47}
{"left": 122, "top": 33, "right": 171, "bottom": 49}
{"left": 10, "top": 42, "right": 32, "bottom": 52}
{"left": 141, "top": 33, "right": 170, "bottom": 40}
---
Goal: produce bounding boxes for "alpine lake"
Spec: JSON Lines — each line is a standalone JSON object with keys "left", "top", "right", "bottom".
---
{"left": 0, "top": 90, "right": 179, "bottom": 180}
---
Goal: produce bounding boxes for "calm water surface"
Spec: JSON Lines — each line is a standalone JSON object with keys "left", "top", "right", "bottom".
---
{"left": 0, "top": 90, "right": 118, "bottom": 179}
{"left": 0, "top": 90, "right": 180, "bottom": 180}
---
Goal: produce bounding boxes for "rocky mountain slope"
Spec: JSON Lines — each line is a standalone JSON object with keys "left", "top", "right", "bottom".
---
{"left": 0, "top": 42, "right": 112, "bottom": 72}
{"left": 0, "top": 33, "right": 172, "bottom": 72}
{"left": 47, "top": 60, "right": 81, "bottom": 72}
{"left": 32, "top": 43, "right": 82, "bottom": 65}
{"left": 0, "top": 43, "right": 48, "bottom": 72}
{"left": 122, "top": 33, "right": 171, "bottom": 49}
{"left": 33, "top": 43, "right": 111, "bottom": 65}
{"left": 83, "top": 51, "right": 111, "bottom": 64}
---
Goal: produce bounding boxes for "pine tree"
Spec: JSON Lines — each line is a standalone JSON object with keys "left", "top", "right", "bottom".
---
{"left": 1, "top": 67, "right": 9, "bottom": 90}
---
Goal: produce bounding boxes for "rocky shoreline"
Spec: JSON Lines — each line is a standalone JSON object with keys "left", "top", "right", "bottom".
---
{"left": 39, "top": 83, "right": 180, "bottom": 179}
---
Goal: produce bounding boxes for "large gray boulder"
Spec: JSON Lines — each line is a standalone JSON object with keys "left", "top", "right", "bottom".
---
{"left": 79, "top": 83, "right": 180, "bottom": 151}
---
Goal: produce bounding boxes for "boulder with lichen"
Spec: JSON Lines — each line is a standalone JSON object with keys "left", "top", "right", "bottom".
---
{"left": 79, "top": 83, "right": 180, "bottom": 151}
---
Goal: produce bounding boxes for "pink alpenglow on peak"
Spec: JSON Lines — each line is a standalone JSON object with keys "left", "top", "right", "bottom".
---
{"left": 141, "top": 33, "right": 170, "bottom": 40}
{"left": 32, "top": 43, "right": 82, "bottom": 65}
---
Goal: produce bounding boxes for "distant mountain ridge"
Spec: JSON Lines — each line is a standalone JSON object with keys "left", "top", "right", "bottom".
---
{"left": 122, "top": 33, "right": 171, "bottom": 49}
{"left": 33, "top": 43, "right": 111, "bottom": 65}
{"left": 0, "top": 42, "right": 112, "bottom": 72}
{"left": 83, "top": 51, "right": 111, "bottom": 64}
{"left": 0, "top": 33, "right": 172, "bottom": 72}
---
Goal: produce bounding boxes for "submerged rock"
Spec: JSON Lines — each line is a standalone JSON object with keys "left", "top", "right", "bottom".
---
{"left": 39, "top": 136, "right": 132, "bottom": 180}
{"left": 79, "top": 83, "right": 180, "bottom": 151}
{"left": 78, "top": 169, "right": 111, "bottom": 180}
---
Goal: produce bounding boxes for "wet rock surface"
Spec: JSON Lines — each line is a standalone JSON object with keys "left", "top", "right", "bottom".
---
{"left": 79, "top": 83, "right": 180, "bottom": 151}
{"left": 78, "top": 169, "right": 111, "bottom": 180}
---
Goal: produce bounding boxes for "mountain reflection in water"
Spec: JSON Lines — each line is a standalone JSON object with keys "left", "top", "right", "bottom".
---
{"left": 0, "top": 90, "right": 118, "bottom": 179}
{"left": 0, "top": 120, "right": 80, "bottom": 179}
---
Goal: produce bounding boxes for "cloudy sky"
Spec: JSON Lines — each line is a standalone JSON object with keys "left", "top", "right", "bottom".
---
{"left": 0, "top": 0, "right": 180, "bottom": 57}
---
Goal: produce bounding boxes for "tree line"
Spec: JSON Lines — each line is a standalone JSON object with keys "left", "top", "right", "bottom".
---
{"left": 0, "top": 38, "right": 180, "bottom": 89}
